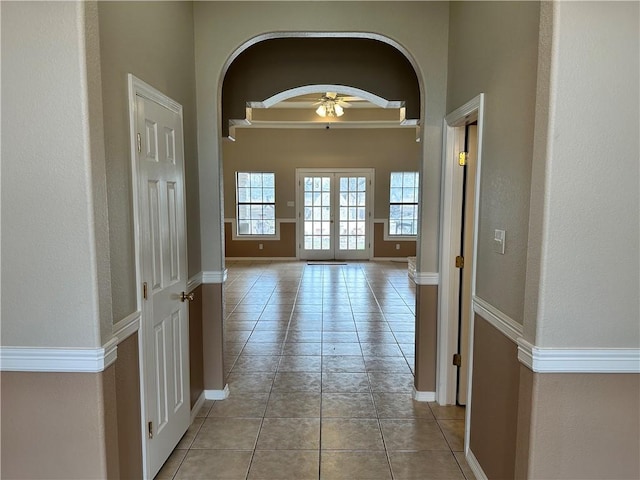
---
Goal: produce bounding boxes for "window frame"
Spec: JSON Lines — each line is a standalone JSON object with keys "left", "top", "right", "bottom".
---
{"left": 387, "top": 171, "right": 419, "bottom": 240}
{"left": 234, "top": 171, "right": 278, "bottom": 240}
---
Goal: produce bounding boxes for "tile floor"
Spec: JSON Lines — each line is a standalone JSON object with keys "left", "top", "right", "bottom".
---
{"left": 156, "top": 261, "right": 474, "bottom": 480}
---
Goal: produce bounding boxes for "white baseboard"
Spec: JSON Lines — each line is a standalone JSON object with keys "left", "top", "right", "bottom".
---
{"left": 204, "top": 384, "right": 230, "bottom": 400}
{"left": 412, "top": 387, "right": 436, "bottom": 402}
{"left": 466, "top": 449, "right": 488, "bottom": 480}
{"left": 372, "top": 257, "right": 410, "bottom": 262}
{"left": 191, "top": 391, "right": 206, "bottom": 424}
{"left": 225, "top": 257, "right": 297, "bottom": 261}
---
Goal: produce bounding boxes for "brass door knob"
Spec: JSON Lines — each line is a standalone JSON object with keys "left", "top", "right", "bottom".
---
{"left": 180, "top": 291, "right": 195, "bottom": 302}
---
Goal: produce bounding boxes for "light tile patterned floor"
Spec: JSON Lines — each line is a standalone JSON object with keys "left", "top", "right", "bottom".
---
{"left": 156, "top": 261, "right": 474, "bottom": 480}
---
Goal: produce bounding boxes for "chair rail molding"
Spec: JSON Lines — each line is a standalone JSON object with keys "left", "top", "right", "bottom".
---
{"left": 0, "top": 337, "right": 118, "bottom": 373}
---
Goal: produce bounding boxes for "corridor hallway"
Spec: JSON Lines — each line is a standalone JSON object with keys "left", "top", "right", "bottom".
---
{"left": 156, "top": 261, "right": 473, "bottom": 479}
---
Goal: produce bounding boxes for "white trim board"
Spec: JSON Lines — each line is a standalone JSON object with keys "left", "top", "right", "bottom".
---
{"left": 0, "top": 338, "right": 118, "bottom": 373}
{"left": 517, "top": 339, "right": 640, "bottom": 373}
{"left": 205, "top": 385, "right": 230, "bottom": 400}
{"left": 225, "top": 218, "right": 296, "bottom": 242}
{"left": 191, "top": 391, "right": 206, "bottom": 424}
{"left": 112, "top": 311, "right": 141, "bottom": 344}
{"left": 473, "top": 296, "right": 523, "bottom": 343}
{"left": 225, "top": 257, "right": 297, "bottom": 261}
{"left": 412, "top": 388, "right": 436, "bottom": 402}
{"left": 202, "top": 270, "right": 228, "bottom": 284}
{"left": 466, "top": 449, "right": 489, "bottom": 480}
{"left": 473, "top": 297, "right": 640, "bottom": 373}
{"left": 411, "top": 271, "right": 439, "bottom": 285}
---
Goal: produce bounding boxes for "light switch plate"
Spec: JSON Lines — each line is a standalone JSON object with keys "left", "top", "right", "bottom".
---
{"left": 494, "top": 229, "right": 506, "bottom": 255}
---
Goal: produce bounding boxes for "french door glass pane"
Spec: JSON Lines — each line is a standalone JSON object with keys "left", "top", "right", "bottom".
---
{"left": 338, "top": 176, "right": 366, "bottom": 251}
{"left": 303, "top": 176, "right": 331, "bottom": 250}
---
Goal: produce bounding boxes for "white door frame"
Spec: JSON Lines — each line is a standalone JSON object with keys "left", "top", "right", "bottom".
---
{"left": 436, "top": 93, "right": 485, "bottom": 410}
{"left": 295, "top": 168, "right": 374, "bottom": 261}
{"left": 128, "top": 74, "right": 188, "bottom": 479}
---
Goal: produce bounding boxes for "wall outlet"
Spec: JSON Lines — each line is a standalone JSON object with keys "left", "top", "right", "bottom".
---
{"left": 258, "top": 243, "right": 263, "bottom": 250}
{"left": 395, "top": 244, "right": 400, "bottom": 250}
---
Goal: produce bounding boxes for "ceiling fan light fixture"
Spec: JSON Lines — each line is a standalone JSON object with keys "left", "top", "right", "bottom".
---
{"left": 315, "top": 94, "right": 345, "bottom": 118}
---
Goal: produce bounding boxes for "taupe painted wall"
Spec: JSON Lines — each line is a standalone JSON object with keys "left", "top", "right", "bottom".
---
{"left": 373, "top": 223, "right": 416, "bottom": 258}
{"left": 194, "top": 1, "right": 450, "bottom": 274}
{"left": 222, "top": 127, "right": 421, "bottom": 220}
{"left": 469, "top": 316, "right": 520, "bottom": 480}
{"left": 115, "top": 333, "right": 143, "bottom": 479}
{"left": 225, "top": 222, "right": 297, "bottom": 258}
{"left": 189, "top": 285, "right": 205, "bottom": 408}
{"left": 98, "top": 1, "right": 201, "bottom": 323}
{"left": 525, "top": 372, "right": 640, "bottom": 479}
{"left": 447, "top": 1, "right": 540, "bottom": 323}
{"left": 414, "top": 285, "right": 438, "bottom": 392}
{"left": 1, "top": 368, "right": 119, "bottom": 479}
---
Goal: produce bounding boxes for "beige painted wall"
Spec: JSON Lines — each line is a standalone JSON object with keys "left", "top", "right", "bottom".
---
{"left": 223, "top": 127, "right": 421, "bottom": 219}
{"left": 194, "top": 1, "right": 450, "bottom": 274}
{"left": 447, "top": 1, "right": 540, "bottom": 323}
{"left": 527, "top": 0, "right": 640, "bottom": 348}
{"left": 1, "top": 1, "right": 112, "bottom": 348}
{"left": 98, "top": 1, "right": 201, "bottom": 323}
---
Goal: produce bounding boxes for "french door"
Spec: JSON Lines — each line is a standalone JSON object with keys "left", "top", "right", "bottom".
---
{"left": 297, "top": 169, "right": 373, "bottom": 260}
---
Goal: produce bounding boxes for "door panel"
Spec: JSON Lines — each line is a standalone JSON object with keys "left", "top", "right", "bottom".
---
{"left": 302, "top": 175, "right": 334, "bottom": 259}
{"left": 336, "top": 175, "right": 369, "bottom": 260}
{"left": 298, "top": 170, "right": 372, "bottom": 261}
{"left": 137, "top": 94, "right": 190, "bottom": 478}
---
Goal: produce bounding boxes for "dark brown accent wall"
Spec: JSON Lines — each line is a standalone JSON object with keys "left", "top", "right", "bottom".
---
{"left": 470, "top": 314, "right": 520, "bottom": 480}
{"left": 373, "top": 222, "right": 416, "bottom": 258}
{"left": 114, "top": 333, "right": 142, "bottom": 479}
{"left": 222, "top": 37, "right": 420, "bottom": 137}
{"left": 202, "top": 283, "right": 226, "bottom": 390}
{"left": 225, "top": 222, "right": 296, "bottom": 258}
{"left": 1, "top": 369, "right": 118, "bottom": 479}
{"left": 414, "top": 284, "right": 438, "bottom": 392}
{"left": 189, "top": 284, "right": 204, "bottom": 408}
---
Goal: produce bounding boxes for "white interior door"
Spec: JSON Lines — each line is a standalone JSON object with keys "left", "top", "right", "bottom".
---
{"left": 136, "top": 93, "right": 190, "bottom": 478}
{"left": 297, "top": 169, "right": 373, "bottom": 261}
{"left": 457, "top": 124, "right": 478, "bottom": 406}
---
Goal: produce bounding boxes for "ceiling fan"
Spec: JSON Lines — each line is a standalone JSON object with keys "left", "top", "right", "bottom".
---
{"left": 313, "top": 92, "right": 351, "bottom": 117}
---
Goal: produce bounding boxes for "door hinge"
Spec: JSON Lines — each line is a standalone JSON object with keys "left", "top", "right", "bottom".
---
{"left": 148, "top": 421, "right": 153, "bottom": 439}
{"left": 453, "top": 353, "right": 462, "bottom": 367}
{"left": 137, "top": 133, "right": 142, "bottom": 154}
{"left": 143, "top": 282, "right": 148, "bottom": 300}
{"left": 458, "top": 151, "right": 468, "bottom": 166}
{"left": 455, "top": 256, "right": 464, "bottom": 268}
